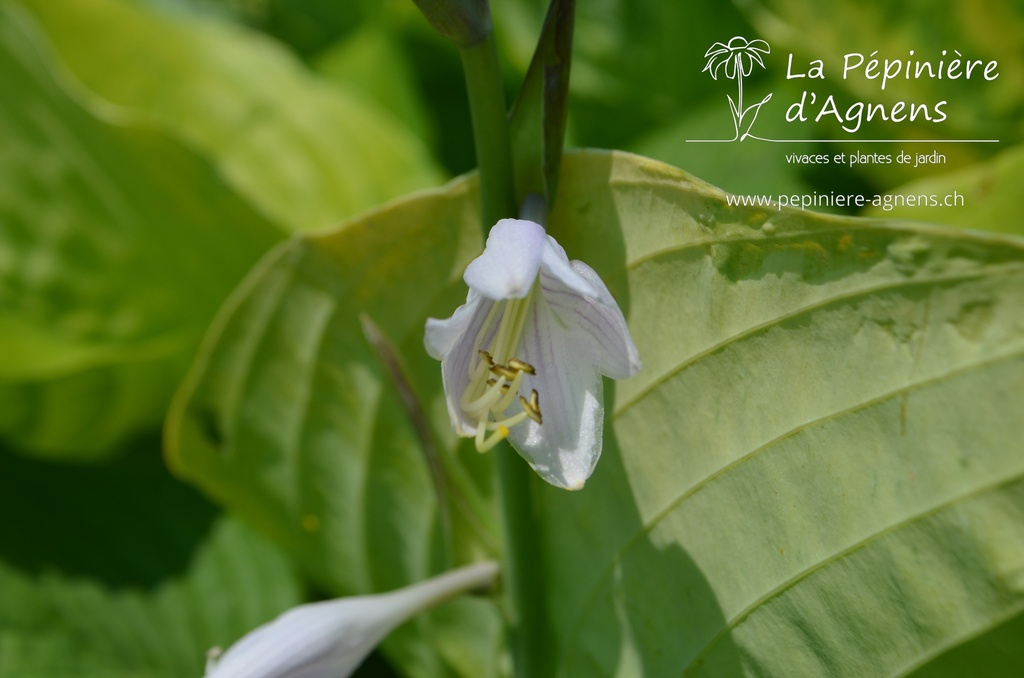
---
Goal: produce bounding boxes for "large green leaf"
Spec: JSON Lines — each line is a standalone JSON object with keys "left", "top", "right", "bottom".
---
{"left": 168, "top": 150, "right": 1024, "bottom": 676}
{"left": 0, "top": 3, "right": 281, "bottom": 457}
{"left": 312, "top": 22, "right": 435, "bottom": 149}
{"left": 0, "top": 443, "right": 302, "bottom": 677}
{"left": 17, "top": 0, "right": 444, "bottom": 232}
{"left": 540, "top": 152, "right": 1024, "bottom": 676}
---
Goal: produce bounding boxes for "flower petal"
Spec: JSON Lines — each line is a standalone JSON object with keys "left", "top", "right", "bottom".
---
{"left": 506, "top": 255, "right": 638, "bottom": 490}
{"left": 425, "top": 288, "right": 482, "bottom": 360}
{"left": 511, "top": 293, "right": 606, "bottom": 490}
{"left": 205, "top": 562, "right": 499, "bottom": 678}
{"left": 464, "top": 218, "right": 546, "bottom": 300}
{"left": 425, "top": 290, "right": 495, "bottom": 435}
{"left": 539, "top": 235, "right": 600, "bottom": 298}
{"left": 542, "top": 260, "right": 641, "bottom": 379}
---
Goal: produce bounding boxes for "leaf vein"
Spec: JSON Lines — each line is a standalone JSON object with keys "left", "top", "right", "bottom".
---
{"left": 891, "top": 599, "right": 1024, "bottom": 677}
{"left": 614, "top": 263, "right": 1024, "bottom": 418}
{"left": 287, "top": 293, "right": 337, "bottom": 535}
{"left": 684, "top": 470, "right": 1024, "bottom": 675}
{"left": 220, "top": 242, "right": 303, "bottom": 445}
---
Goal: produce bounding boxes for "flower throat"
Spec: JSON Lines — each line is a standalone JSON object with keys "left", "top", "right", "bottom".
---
{"left": 459, "top": 285, "right": 543, "bottom": 451}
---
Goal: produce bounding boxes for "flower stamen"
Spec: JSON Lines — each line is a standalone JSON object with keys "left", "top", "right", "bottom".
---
{"left": 460, "top": 287, "right": 544, "bottom": 452}
{"left": 486, "top": 378, "right": 512, "bottom": 393}
{"left": 461, "top": 374, "right": 508, "bottom": 412}
{"left": 492, "top": 366, "right": 526, "bottom": 413}
{"left": 508, "top": 358, "right": 535, "bottom": 375}
{"left": 490, "top": 364, "right": 519, "bottom": 381}
{"left": 519, "top": 390, "right": 542, "bottom": 424}
{"left": 475, "top": 420, "right": 507, "bottom": 451}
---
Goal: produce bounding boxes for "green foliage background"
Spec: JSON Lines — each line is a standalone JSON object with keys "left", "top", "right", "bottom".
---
{"left": 1, "top": 0, "right": 1022, "bottom": 676}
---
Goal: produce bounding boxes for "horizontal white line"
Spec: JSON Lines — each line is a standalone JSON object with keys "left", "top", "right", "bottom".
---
{"left": 686, "top": 138, "right": 1000, "bottom": 143}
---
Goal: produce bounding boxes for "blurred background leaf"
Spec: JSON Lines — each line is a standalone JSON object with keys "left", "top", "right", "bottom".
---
{"left": 735, "top": 0, "right": 1024, "bottom": 192}
{"left": 742, "top": 0, "right": 1024, "bottom": 139}
{"left": 16, "top": 0, "right": 444, "bottom": 233}
{"left": 0, "top": 441, "right": 302, "bottom": 677}
{"left": 81, "top": 0, "right": 1022, "bottom": 207}
{"left": 0, "top": 3, "right": 282, "bottom": 458}
{"left": 865, "top": 143, "right": 1024, "bottom": 234}
{"left": 312, "top": 22, "right": 434, "bottom": 147}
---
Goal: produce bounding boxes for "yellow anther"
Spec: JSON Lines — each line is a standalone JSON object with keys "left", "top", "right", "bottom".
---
{"left": 478, "top": 349, "right": 495, "bottom": 366}
{"left": 520, "top": 391, "right": 543, "bottom": 424}
{"left": 508, "top": 358, "right": 536, "bottom": 375}
{"left": 491, "top": 364, "right": 519, "bottom": 380}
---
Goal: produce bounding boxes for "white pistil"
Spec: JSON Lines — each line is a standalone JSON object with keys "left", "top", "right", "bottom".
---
{"left": 461, "top": 284, "right": 544, "bottom": 452}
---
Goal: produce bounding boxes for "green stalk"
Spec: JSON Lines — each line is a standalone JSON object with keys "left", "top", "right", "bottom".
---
{"left": 459, "top": 33, "right": 516, "bottom": 226}
{"left": 459, "top": 29, "right": 547, "bottom": 678}
{"left": 494, "top": 448, "right": 545, "bottom": 678}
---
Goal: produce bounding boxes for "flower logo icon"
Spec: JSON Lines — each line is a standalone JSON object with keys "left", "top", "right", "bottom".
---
{"left": 702, "top": 36, "right": 773, "bottom": 141}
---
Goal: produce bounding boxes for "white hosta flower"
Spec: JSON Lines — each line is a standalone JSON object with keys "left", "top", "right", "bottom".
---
{"left": 204, "top": 561, "right": 498, "bottom": 678}
{"left": 425, "top": 218, "right": 641, "bottom": 490}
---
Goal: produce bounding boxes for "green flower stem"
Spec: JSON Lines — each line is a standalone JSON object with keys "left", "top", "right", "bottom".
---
{"left": 459, "top": 29, "right": 547, "bottom": 678}
{"left": 495, "top": 447, "right": 546, "bottom": 678}
{"left": 459, "top": 33, "right": 516, "bottom": 226}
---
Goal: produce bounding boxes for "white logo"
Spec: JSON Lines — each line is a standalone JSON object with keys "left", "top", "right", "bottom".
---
{"left": 701, "top": 36, "right": 773, "bottom": 141}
